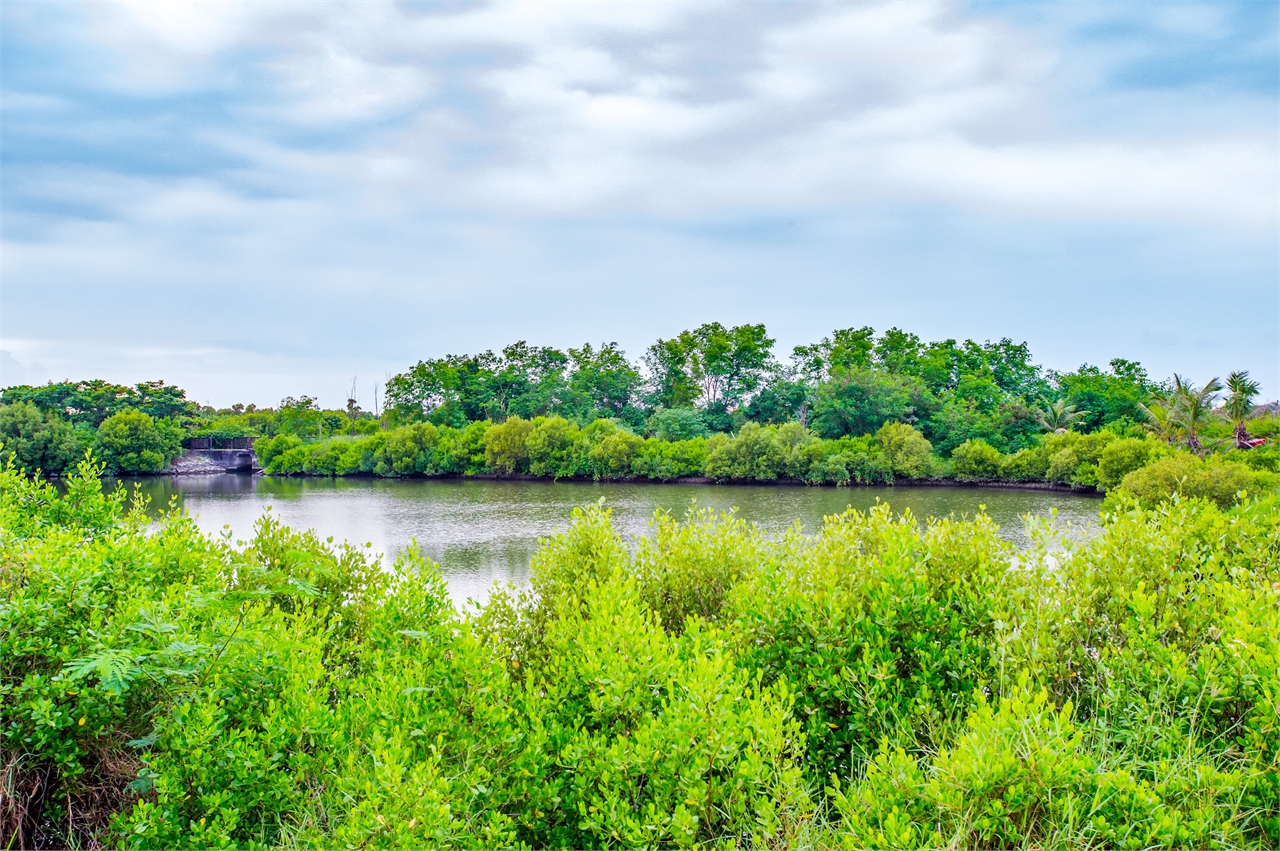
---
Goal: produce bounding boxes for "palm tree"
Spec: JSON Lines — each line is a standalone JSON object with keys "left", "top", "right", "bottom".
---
{"left": 1138, "top": 398, "right": 1178, "bottom": 444}
{"left": 1166, "top": 374, "right": 1222, "bottom": 453}
{"left": 1223, "top": 370, "right": 1260, "bottom": 449}
{"left": 1035, "top": 398, "right": 1089, "bottom": 433}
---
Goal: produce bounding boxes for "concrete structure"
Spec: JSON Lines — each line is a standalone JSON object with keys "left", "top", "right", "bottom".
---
{"left": 182, "top": 437, "right": 259, "bottom": 470}
{"left": 200, "top": 448, "right": 257, "bottom": 471}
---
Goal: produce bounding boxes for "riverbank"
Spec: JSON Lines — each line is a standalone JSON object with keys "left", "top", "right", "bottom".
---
{"left": 259, "top": 468, "right": 1102, "bottom": 495}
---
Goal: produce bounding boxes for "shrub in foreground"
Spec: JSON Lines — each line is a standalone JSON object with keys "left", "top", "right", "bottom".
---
{"left": 4, "top": 458, "right": 1277, "bottom": 849}
{"left": 1113, "top": 452, "right": 1277, "bottom": 509}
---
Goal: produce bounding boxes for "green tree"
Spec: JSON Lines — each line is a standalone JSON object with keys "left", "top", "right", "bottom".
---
{"left": 93, "top": 410, "right": 183, "bottom": 473}
{"left": 487, "top": 342, "right": 568, "bottom": 421}
{"left": 0, "top": 379, "right": 196, "bottom": 428}
{"left": 648, "top": 407, "right": 710, "bottom": 441}
{"left": 565, "top": 342, "right": 642, "bottom": 423}
{"left": 743, "top": 373, "right": 814, "bottom": 427}
{"left": 951, "top": 438, "right": 1003, "bottom": 481}
{"left": 278, "top": 396, "right": 326, "bottom": 438}
{"left": 811, "top": 369, "right": 922, "bottom": 439}
{"left": 1224, "top": 370, "right": 1260, "bottom": 449}
{"left": 1166, "top": 374, "right": 1223, "bottom": 453}
{"left": 484, "top": 415, "right": 534, "bottom": 474}
{"left": 0, "top": 402, "right": 85, "bottom": 474}
{"left": 1035, "top": 399, "right": 1089, "bottom": 433}
{"left": 876, "top": 421, "right": 934, "bottom": 479}
{"left": 792, "top": 326, "right": 876, "bottom": 380}
{"left": 1054, "top": 359, "right": 1153, "bottom": 431}
{"left": 644, "top": 323, "right": 775, "bottom": 413}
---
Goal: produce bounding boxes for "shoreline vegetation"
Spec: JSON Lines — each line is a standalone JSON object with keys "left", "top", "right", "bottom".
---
{"left": 3, "top": 458, "right": 1277, "bottom": 849}
{"left": 2, "top": 323, "right": 1277, "bottom": 510}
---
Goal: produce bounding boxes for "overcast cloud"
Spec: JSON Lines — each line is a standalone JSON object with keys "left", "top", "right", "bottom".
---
{"left": 1, "top": 0, "right": 1276, "bottom": 407}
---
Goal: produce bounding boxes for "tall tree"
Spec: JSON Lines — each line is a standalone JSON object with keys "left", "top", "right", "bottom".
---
{"left": 1166, "top": 374, "right": 1223, "bottom": 453}
{"left": 566, "top": 342, "right": 642, "bottom": 422}
{"left": 644, "top": 323, "right": 774, "bottom": 412}
{"left": 1223, "top": 370, "right": 1260, "bottom": 449}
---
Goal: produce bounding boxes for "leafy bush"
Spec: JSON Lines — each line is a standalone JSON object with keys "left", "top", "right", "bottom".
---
{"left": 1096, "top": 436, "right": 1160, "bottom": 490}
{"left": 1228, "top": 442, "right": 1279, "bottom": 473}
{"left": 0, "top": 401, "right": 86, "bottom": 475}
{"left": 484, "top": 415, "right": 534, "bottom": 474}
{"left": 950, "top": 438, "right": 1002, "bottom": 481}
{"left": 876, "top": 421, "right": 934, "bottom": 479}
{"left": 526, "top": 416, "right": 586, "bottom": 478}
{"left": 582, "top": 419, "right": 643, "bottom": 479}
{"left": 1113, "top": 452, "right": 1277, "bottom": 508}
{"left": 93, "top": 410, "right": 184, "bottom": 473}
{"left": 1000, "top": 446, "right": 1050, "bottom": 481}
{"left": 647, "top": 406, "right": 710, "bottom": 441}
{"left": 254, "top": 433, "right": 301, "bottom": 469}
{"left": 3, "top": 460, "right": 1278, "bottom": 849}
{"left": 630, "top": 436, "right": 708, "bottom": 481}
{"left": 1041, "top": 430, "right": 1116, "bottom": 487}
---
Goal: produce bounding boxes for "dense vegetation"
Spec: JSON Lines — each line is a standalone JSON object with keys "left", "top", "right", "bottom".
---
{"left": 1, "top": 326, "right": 1276, "bottom": 506}
{"left": 2, "top": 459, "right": 1277, "bottom": 849}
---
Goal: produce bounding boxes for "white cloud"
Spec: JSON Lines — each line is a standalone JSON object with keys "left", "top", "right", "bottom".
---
{"left": 3, "top": 0, "right": 1276, "bottom": 400}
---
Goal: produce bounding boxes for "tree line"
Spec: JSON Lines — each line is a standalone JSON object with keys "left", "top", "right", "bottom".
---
{"left": 1, "top": 323, "right": 1276, "bottom": 507}
{"left": 382, "top": 323, "right": 1157, "bottom": 451}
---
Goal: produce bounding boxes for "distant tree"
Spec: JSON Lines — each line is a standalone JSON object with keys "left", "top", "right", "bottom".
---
{"left": 644, "top": 323, "right": 774, "bottom": 412}
{"left": 1053, "top": 359, "right": 1153, "bottom": 432}
{"left": 565, "top": 342, "right": 643, "bottom": 423}
{"left": 792, "top": 326, "right": 876, "bottom": 381}
{"left": 488, "top": 342, "right": 568, "bottom": 421}
{"left": 1035, "top": 399, "right": 1089, "bottom": 433}
{"left": 872, "top": 327, "right": 924, "bottom": 374}
{"left": 1166, "top": 374, "right": 1223, "bottom": 453}
{"left": 0, "top": 402, "right": 85, "bottom": 474}
{"left": 278, "top": 396, "right": 326, "bottom": 438}
{"left": 1223, "top": 370, "right": 1260, "bottom": 449}
{"left": 1, "top": 379, "right": 194, "bottom": 427}
{"left": 811, "top": 369, "right": 921, "bottom": 439}
{"left": 94, "top": 410, "right": 183, "bottom": 473}
{"left": 648, "top": 407, "right": 710, "bottom": 441}
{"left": 744, "top": 373, "right": 814, "bottom": 427}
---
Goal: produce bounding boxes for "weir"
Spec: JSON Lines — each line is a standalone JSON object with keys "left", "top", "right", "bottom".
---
{"left": 183, "top": 437, "right": 258, "bottom": 471}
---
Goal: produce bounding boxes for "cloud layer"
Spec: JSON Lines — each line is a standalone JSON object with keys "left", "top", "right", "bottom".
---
{"left": 2, "top": 0, "right": 1276, "bottom": 404}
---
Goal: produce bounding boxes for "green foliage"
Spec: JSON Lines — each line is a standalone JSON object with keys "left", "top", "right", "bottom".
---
{"left": 484, "top": 415, "right": 534, "bottom": 474}
{"left": 93, "top": 410, "right": 184, "bottom": 474}
{"left": 648, "top": 406, "right": 710, "bottom": 441}
{"left": 876, "top": 421, "right": 935, "bottom": 480}
{"left": 1113, "top": 453, "right": 1278, "bottom": 509}
{"left": 1, "top": 379, "right": 196, "bottom": 427}
{"left": 1054, "top": 359, "right": 1154, "bottom": 433}
{"left": 630, "top": 437, "right": 708, "bottom": 481}
{"left": 255, "top": 433, "right": 302, "bottom": 470}
{"left": 1096, "top": 436, "right": 1163, "bottom": 490}
{"left": 950, "top": 438, "right": 1003, "bottom": 481}
{"left": 811, "top": 369, "right": 922, "bottom": 439}
{"left": 1228, "top": 443, "right": 1279, "bottom": 473}
{"left": 526, "top": 415, "right": 587, "bottom": 478}
{"left": 4, "top": 460, "right": 1279, "bottom": 849}
{"left": 584, "top": 420, "right": 644, "bottom": 480}
{"left": 644, "top": 322, "right": 775, "bottom": 412}
{"left": 0, "top": 402, "right": 87, "bottom": 474}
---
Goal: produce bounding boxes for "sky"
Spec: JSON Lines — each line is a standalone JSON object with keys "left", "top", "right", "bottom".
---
{"left": 1, "top": 0, "right": 1276, "bottom": 409}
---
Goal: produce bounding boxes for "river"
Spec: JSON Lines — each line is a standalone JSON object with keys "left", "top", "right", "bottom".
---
{"left": 115, "top": 475, "right": 1101, "bottom": 607}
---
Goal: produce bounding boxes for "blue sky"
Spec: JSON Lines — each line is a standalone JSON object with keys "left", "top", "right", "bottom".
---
{"left": 2, "top": 0, "right": 1276, "bottom": 407}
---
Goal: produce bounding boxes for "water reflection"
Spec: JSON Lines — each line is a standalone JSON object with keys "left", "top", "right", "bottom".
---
{"left": 112, "top": 475, "right": 1101, "bottom": 606}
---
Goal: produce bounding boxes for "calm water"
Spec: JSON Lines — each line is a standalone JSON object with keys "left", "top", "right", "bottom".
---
{"left": 114, "top": 475, "right": 1101, "bottom": 606}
